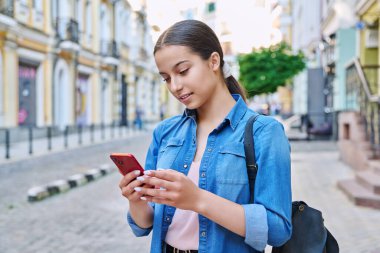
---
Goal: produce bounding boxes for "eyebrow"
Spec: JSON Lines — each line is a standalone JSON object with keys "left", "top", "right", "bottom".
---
{"left": 159, "top": 60, "right": 189, "bottom": 75}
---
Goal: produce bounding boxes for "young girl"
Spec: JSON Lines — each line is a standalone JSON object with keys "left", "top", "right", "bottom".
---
{"left": 119, "top": 20, "right": 292, "bottom": 253}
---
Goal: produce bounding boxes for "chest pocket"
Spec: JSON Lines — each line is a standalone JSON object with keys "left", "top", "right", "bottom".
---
{"left": 216, "top": 142, "right": 248, "bottom": 184}
{"left": 157, "top": 137, "right": 184, "bottom": 169}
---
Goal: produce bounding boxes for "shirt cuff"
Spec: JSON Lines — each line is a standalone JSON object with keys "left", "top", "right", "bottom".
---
{"left": 126, "top": 211, "right": 152, "bottom": 237}
{"left": 242, "top": 203, "right": 268, "bottom": 251}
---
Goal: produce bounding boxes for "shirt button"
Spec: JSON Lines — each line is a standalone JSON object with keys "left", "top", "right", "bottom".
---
{"left": 184, "top": 164, "right": 188, "bottom": 168}
{"left": 207, "top": 148, "right": 212, "bottom": 152}
{"left": 201, "top": 231, "right": 206, "bottom": 237}
{"left": 165, "top": 217, "right": 170, "bottom": 222}
{"left": 201, "top": 172, "right": 206, "bottom": 178}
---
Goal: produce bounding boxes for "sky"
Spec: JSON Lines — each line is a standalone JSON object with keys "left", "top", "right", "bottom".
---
{"left": 145, "top": 0, "right": 279, "bottom": 53}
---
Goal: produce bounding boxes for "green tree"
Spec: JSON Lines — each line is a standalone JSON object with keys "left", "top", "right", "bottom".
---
{"left": 238, "top": 42, "right": 306, "bottom": 97}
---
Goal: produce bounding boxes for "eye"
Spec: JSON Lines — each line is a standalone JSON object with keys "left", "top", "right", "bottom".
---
{"left": 162, "top": 76, "right": 170, "bottom": 83}
{"left": 179, "top": 69, "right": 189, "bottom": 75}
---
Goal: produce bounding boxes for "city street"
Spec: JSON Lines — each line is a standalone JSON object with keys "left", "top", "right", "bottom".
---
{"left": 1, "top": 133, "right": 380, "bottom": 253}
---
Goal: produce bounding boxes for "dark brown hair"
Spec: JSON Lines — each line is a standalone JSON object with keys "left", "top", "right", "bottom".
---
{"left": 154, "top": 20, "right": 247, "bottom": 102}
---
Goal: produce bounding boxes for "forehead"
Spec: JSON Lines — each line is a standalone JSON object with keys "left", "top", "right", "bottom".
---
{"left": 154, "top": 45, "right": 200, "bottom": 70}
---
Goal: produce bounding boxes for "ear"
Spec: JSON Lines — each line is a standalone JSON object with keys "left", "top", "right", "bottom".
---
{"left": 208, "top": 52, "right": 221, "bottom": 72}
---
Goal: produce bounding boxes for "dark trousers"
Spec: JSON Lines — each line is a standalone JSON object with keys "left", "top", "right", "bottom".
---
{"left": 162, "top": 242, "right": 198, "bottom": 253}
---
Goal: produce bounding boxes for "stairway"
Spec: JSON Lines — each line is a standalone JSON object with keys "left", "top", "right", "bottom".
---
{"left": 337, "top": 111, "right": 380, "bottom": 209}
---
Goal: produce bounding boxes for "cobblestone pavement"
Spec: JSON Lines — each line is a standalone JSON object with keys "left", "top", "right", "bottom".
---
{"left": 1, "top": 135, "right": 380, "bottom": 253}
{"left": 0, "top": 132, "right": 153, "bottom": 253}
{"left": 284, "top": 141, "right": 380, "bottom": 253}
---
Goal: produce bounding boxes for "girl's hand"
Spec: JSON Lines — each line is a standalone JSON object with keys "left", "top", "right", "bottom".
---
{"left": 135, "top": 169, "right": 203, "bottom": 211}
{"left": 119, "top": 170, "right": 152, "bottom": 204}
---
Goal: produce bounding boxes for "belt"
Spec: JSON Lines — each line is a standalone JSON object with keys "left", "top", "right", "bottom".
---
{"left": 165, "top": 243, "right": 198, "bottom": 253}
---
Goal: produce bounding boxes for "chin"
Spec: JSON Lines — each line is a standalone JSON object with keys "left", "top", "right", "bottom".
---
{"left": 183, "top": 101, "right": 201, "bottom": 110}
{"left": 185, "top": 104, "right": 198, "bottom": 110}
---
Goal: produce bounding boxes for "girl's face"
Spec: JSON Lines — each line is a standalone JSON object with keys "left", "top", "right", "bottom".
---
{"left": 154, "top": 45, "right": 221, "bottom": 110}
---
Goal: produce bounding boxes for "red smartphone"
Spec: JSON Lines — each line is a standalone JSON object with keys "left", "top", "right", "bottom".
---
{"left": 110, "top": 153, "right": 144, "bottom": 176}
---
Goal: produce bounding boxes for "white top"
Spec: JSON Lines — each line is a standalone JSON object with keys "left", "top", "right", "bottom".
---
{"left": 165, "top": 161, "right": 200, "bottom": 250}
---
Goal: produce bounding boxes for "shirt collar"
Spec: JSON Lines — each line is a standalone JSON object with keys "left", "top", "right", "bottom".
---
{"left": 224, "top": 94, "right": 248, "bottom": 130}
{"left": 182, "top": 94, "right": 248, "bottom": 130}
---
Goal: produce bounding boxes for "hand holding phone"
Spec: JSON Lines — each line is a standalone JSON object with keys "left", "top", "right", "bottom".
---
{"left": 110, "top": 153, "right": 144, "bottom": 176}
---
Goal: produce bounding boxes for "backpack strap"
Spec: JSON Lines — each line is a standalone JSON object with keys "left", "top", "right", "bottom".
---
{"left": 244, "top": 114, "right": 260, "bottom": 203}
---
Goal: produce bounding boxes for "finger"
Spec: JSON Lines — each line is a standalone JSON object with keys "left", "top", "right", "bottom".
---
{"left": 128, "top": 191, "right": 144, "bottom": 202}
{"left": 136, "top": 176, "right": 175, "bottom": 190}
{"left": 121, "top": 185, "right": 134, "bottom": 197}
{"left": 141, "top": 195, "right": 175, "bottom": 206}
{"left": 134, "top": 187, "right": 172, "bottom": 199}
{"left": 119, "top": 170, "right": 141, "bottom": 189}
{"left": 121, "top": 179, "right": 144, "bottom": 197}
{"left": 144, "top": 169, "right": 180, "bottom": 182}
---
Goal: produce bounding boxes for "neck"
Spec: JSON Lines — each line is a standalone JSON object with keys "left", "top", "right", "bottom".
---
{"left": 196, "top": 84, "right": 236, "bottom": 127}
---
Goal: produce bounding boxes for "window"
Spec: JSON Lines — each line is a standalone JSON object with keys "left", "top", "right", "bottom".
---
{"left": 123, "top": 10, "right": 131, "bottom": 46}
{"left": 85, "top": 0, "right": 92, "bottom": 42}
{"left": 33, "top": 0, "right": 43, "bottom": 11}
{"left": 33, "top": 0, "right": 43, "bottom": 27}
{"left": 51, "top": 0, "right": 57, "bottom": 24}
{"left": 76, "top": 0, "right": 84, "bottom": 33}
{"left": 207, "top": 2, "right": 215, "bottom": 13}
{"left": 0, "top": 52, "right": 2, "bottom": 115}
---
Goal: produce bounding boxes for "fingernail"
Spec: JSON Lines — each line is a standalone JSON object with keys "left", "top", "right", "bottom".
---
{"left": 140, "top": 196, "right": 147, "bottom": 201}
{"left": 134, "top": 187, "right": 142, "bottom": 192}
{"left": 144, "top": 171, "right": 152, "bottom": 175}
{"left": 136, "top": 176, "right": 144, "bottom": 181}
{"left": 134, "top": 170, "right": 141, "bottom": 175}
{"left": 157, "top": 168, "right": 165, "bottom": 171}
{"left": 159, "top": 187, "right": 166, "bottom": 191}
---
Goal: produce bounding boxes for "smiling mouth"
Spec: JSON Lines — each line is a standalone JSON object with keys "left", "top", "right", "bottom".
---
{"left": 179, "top": 93, "right": 193, "bottom": 100}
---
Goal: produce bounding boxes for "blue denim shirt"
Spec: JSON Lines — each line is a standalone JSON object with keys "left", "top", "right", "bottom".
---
{"left": 127, "top": 94, "right": 292, "bottom": 253}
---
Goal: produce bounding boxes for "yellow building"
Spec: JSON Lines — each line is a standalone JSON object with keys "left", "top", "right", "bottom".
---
{"left": 0, "top": 0, "right": 53, "bottom": 127}
{"left": 0, "top": 0, "right": 160, "bottom": 130}
{"left": 357, "top": 0, "right": 379, "bottom": 88}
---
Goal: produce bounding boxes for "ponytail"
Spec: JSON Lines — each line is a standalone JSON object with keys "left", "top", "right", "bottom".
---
{"left": 225, "top": 76, "right": 247, "bottom": 103}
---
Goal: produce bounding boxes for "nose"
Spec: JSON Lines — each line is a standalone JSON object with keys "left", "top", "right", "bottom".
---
{"left": 169, "top": 76, "right": 183, "bottom": 92}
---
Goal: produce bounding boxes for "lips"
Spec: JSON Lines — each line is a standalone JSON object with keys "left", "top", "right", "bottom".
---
{"left": 178, "top": 93, "right": 193, "bottom": 100}
{"left": 177, "top": 93, "right": 194, "bottom": 104}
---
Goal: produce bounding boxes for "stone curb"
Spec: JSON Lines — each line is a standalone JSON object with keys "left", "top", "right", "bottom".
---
{"left": 27, "top": 164, "right": 115, "bottom": 202}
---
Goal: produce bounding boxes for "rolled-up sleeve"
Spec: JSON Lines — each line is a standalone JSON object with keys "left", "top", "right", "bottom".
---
{"left": 127, "top": 211, "right": 153, "bottom": 236}
{"left": 243, "top": 203, "right": 268, "bottom": 251}
{"left": 244, "top": 119, "right": 292, "bottom": 249}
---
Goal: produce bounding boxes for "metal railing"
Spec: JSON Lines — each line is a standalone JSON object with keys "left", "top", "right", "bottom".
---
{"left": 56, "top": 18, "right": 79, "bottom": 43}
{"left": 0, "top": 0, "right": 14, "bottom": 17}
{"left": 363, "top": 65, "right": 379, "bottom": 95}
{"left": 100, "top": 39, "right": 119, "bottom": 58}
{"left": 346, "top": 58, "right": 380, "bottom": 152}
{"left": 0, "top": 121, "right": 150, "bottom": 160}
{"left": 324, "top": 44, "right": 336, "bottom": 66}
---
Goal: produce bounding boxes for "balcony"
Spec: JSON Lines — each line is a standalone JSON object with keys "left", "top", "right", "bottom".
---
{"left": 324, "top": 44, "right": 335, "bottom": 67}
{"left": 0, "top": 0, "right": 14, "bottom": 17}
{"left": 100, "top": 40, "right": 119, "bottom": 58}
{"left": 100, "top": 39, "right": 119, "bottom": 65}
{"left": 139, "top": 47, "right": 148, "bottom": 60}
{"left": 111, "top": 40, "right": 120, "bottom": 58}
{"left": 56, "top": 18, "right": 80, "bottom": 52}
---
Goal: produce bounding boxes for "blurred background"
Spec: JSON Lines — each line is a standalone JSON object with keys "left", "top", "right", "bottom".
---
{"left": 0, "top": 0, "right": 380, "bottom": 252}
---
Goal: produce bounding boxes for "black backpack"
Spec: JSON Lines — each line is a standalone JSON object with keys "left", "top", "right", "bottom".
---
{"left": 244, "top": 115, "right": 339, "bottom": 253}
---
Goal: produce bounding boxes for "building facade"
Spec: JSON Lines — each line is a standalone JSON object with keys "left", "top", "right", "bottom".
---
{"left": 320, "top": 0, "right": 358, "bottom": 139}
{"left": 0, "top": 0, "right": 160, "bottom": 131}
